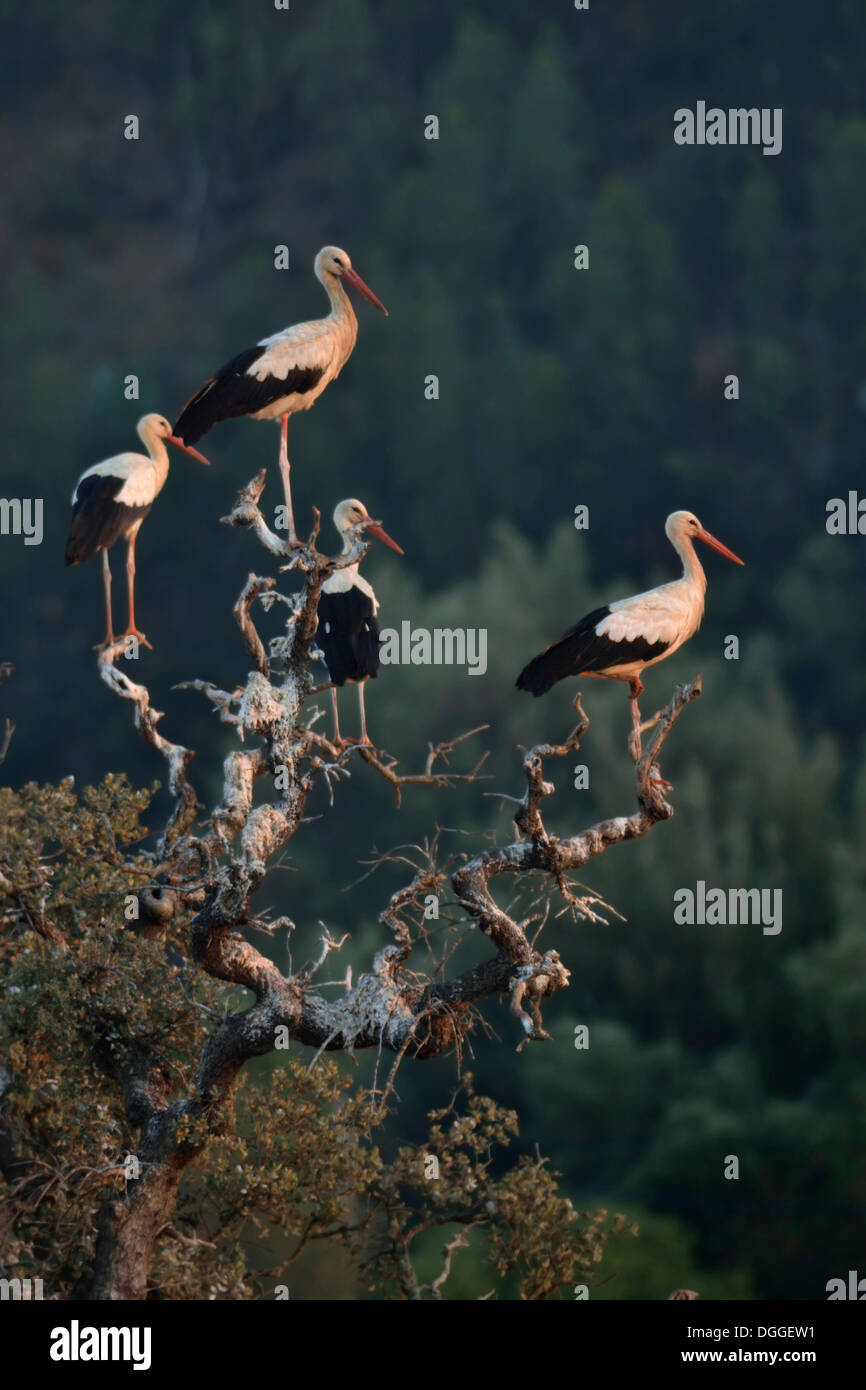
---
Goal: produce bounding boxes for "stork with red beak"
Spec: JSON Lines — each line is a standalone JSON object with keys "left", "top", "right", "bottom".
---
{"left": 173, "top": 246, "right": 389, "bottom": 546}
{"left": 65, "top": 413, "right": 210, "bottom": 649}
{"left": 516, "top": 511, "right": 744, "bottom": 758}
{"left": 317, "top": 499, "right": 403, "bottom": 747}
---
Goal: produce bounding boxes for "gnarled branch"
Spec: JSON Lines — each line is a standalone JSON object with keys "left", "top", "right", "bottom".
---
{"left": 73, "top": 470, "right": 701, "bottom": 1297}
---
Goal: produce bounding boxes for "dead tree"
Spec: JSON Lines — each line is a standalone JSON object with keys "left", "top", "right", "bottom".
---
{"left": 84, "top": 469, "right": 700, "bottom": 1299}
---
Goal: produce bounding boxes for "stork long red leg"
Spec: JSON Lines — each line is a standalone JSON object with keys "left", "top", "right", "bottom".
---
{"left": 100, "top": 548, "right": 114, "bottom": 649}
{"left": 126, "top": 533, "right": 136, "bottom": 632}
{"left": 628, "top": 676, "right": 644, "bottom": 762}
{"left": 124, "top": 527, "right": 152, "bottom": 649}
{"left": 278, "top": 416, "right": 299, "bottom": 546}
{"left": 330, "top": 687, "right": 342, "bottom": 747}
{"left": 357, "top": 680, "right": 373, "bottom": 747}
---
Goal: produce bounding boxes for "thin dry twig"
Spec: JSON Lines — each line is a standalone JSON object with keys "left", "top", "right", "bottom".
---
{"left": 358, "top": 726, "right": 491, "bottom": 807}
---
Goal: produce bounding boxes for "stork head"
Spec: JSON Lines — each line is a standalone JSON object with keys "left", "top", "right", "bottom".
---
{"left": 333, "top": 498, "right": 403, "bottom": 554}
{"left": 315, "top": 246, "right": 389, "bottom": 316}
{"left": 665, "top": 510, "right": 744, "bottom": 565}
{"left": 138, "top": 413, "right": 210, "bottom": 465}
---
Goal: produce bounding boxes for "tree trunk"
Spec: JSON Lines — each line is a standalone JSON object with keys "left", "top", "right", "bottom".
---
{"left": 89, "top": 1161, "right": 183, "bottom": 1300}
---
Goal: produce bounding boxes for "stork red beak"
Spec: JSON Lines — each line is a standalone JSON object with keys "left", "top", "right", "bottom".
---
{"left": 695, "top": 527, "right": 744, "bottom": 565}
{"left": 168, "top": 434, "right": 211, "bottom": 465}
{"left": 341, "top": 266, "right": 389, "bottom": 316}
{"left": 364, "top": 520, "right": 404, "bottom": 554}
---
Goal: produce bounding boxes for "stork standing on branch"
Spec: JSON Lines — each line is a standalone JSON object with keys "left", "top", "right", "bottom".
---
{"left": 65, "top": 413, "right": 210, "bottom": 650}
{"left": 317, "top": 499, "right": 403, "bottom": 747}
{"left": 173, "top": 246, "right": 389, "bottom": 546}
{"left": 516, "top": 511, "right": 744, "bottom": 758}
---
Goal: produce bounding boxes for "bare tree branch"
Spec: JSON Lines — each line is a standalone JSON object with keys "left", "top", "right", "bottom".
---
{"left": 97, "top": 645, "right": 201, "bottom": 850}
{"left": 91, "top": 475, "right": 701, "bottom": 1066}
{"left": 234, "top": 574, "right": 276, "bottom": 676}
{"left": 430, "top": 1228, "right": 473, "bottom": 1299}
{"left": 219, "top": 469, "right": 289, "bottom": 559}
{"left": 358, "top": 726, "right": 491, "bottom": 807}
{"left": 43, "top": 468, "right": 702, "bottom": 1298}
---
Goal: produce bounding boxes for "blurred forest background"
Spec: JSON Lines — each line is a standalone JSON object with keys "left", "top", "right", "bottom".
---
{"left": 2, "top": 0, "right": 866, "bottom": 1298}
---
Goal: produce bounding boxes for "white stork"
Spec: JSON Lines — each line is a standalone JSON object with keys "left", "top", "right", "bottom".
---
{"left": 317, "top": 499, "right": 403, "bottom": 747}
{"left": 516, "top": 511, "right": 744, "bottom": 758}
{"left": 65, "top": 413, "right": 210, "bottom": 649}
{"left": 173, "top": 246, "right": 389, "bottom": 545}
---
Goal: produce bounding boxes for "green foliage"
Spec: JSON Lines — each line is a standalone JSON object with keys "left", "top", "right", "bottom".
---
{"left": 336, "top": 1081, "right": 629, "bottom": 1300}
{"left": 0, "top": 776, "right": 205, "bottom": 1293}
{"left": 0, "top": 779, "right": 621, "bottom": 1300}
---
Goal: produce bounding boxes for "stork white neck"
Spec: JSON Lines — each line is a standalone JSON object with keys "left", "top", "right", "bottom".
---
{"left": 319, "top": 269, "right": 357, "bottom": 329}
{"left": 670, "top": 530, "right": 708, "bottom": 593}
{"left": 136, "top": 420, "right": 171, "bottom": 488}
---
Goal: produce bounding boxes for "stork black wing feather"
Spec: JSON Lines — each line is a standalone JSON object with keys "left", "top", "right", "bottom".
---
{"left": 173, "top": 343, "right": 325, "bottom": 444}
{"left": 64, "top": 474, "right": 150, "bottom": 566}
{"left": 515, "top": 605, "right": 668, "bottom": 695}
{"left": 318, "top": 588, "right": 381, "bottom": 686}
